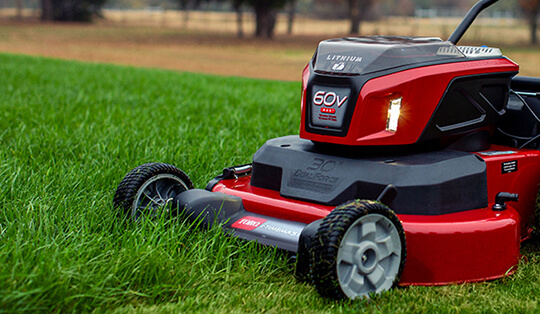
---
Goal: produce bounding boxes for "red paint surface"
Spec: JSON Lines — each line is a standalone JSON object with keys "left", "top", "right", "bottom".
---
{"left": 212, "top": 145, "right": 540, "bottom": 285}
{"left": 398, "top": 207, "right": 520, "bottom": 285}
{"left": 476, "top": 146, "right": 540, "bottom": 240}
{"left": 300, "top": 58, "right": 519, "bottom": 146}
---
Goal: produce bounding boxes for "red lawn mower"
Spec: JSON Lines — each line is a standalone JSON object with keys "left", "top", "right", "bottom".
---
{"left": 114, "top": 0, "right": 540, "bottom": 300}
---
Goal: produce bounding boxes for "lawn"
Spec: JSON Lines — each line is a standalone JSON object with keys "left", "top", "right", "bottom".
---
{"left": 0, "top": 53, "right": 539, "bottom": 312}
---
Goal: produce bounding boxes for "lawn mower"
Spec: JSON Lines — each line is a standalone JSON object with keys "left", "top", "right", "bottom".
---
{"left": 113, "top": 0, "right": 540, "bottom": 300}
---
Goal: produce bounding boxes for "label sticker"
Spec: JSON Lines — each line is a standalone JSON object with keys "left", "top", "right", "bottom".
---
{"left": 259, "top": 224, "right": 300, "bottom": 238}
{"left": 311, "top": 85, "right": 351, "bottom": 129}
{"left": 478, "top": 151, "right": 517, "bottom": 156}
{"left": 231, "top": 216, "right": 267, "bottom": 231}
{"left": 502, "top": 160, "right": 517, "bottom": 174}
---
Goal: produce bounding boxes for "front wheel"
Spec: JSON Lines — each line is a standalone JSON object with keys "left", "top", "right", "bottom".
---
{"left": 311, "top": 200, "right": 406, "bottom": 300}
{"left": 113, "top": 163, "right": 193, "bottom": 220}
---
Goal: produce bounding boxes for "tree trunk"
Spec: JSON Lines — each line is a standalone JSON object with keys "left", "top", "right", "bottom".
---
{"left": 530, "top": 8, "right": 538, "bottom": 45}
{"left": 234, "top": 1, "right": 243, "bottom": 38}
{"left": 349, "top": 0, "right": 373, "bottom": 35}
{"left": 349, "top": 0, "right": 360, "bottom": 35}
{"left": 254, "top": 1, "right": 277, "bottom": 39}
{"left": 179, "top": 0, "right": 191, "bottom": 29}
{"left": 287, "top": 0, "right": 296, "bottom": 35}
{"left": 519, "top": 0, "right": 540, "bottom": 44}
{"left": 41, "top": 0, "right": 53, "bottom": 21}
{"left": 16, "top": 0, "right": 23, "bottom": 20}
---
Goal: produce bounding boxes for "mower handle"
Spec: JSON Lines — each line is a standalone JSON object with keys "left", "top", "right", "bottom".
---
{"left": 448, "top": 0, "right": 499, "bottom": 45}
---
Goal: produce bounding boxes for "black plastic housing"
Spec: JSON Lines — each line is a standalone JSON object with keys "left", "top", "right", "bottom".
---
{"left": 251, "top": 136, "right": 488, "bottom": 215}
{"left": 418, "top": 72, "right": 515, "bottom": 143}
{"left": 494, "top": 76, "right": 540, "bottom": 149}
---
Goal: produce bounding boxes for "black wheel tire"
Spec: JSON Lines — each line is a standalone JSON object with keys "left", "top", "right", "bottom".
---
{"left": 534, "top": 188, "right": 540, "bottom": 238}
{"left": 311, "top": 200, "right": 406, "bottom": 300}
{"left": 295, "top": 219, "right": 322, "bottom": 282}
{"left": 113, "top": 163, "right": 193, "bottom": 220}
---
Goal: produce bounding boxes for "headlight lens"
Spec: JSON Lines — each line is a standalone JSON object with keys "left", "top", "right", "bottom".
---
{"left": 386, "top": 98, "right": 402, "bottom": 132}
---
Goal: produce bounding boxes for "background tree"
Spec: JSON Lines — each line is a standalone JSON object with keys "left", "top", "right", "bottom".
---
{"left": 348, "top": 0, "right": 375, "bottom": 34}
{"left": 232, "top": 0, "right": 244, "bottom": 38}
{"left": 247, "top": 0, "right": 291, "bottom": 38}
{"left": 41, "top": 0, "right": 107, "bottom": 22}
{"left": 16, "top": 0, "right": 23, "bottom": 20}
{"left": 519, "top": 0, "right": 540, "bottom": 45}
{"left": 178, "top": 0, "right": 192, "bottom": 27}
{"left": 223, "top": 0, "right": 293, "bottom": 39}
{"left": 178, "top": 0, "right": 208, "bottom": 28}
{"left": 287, "top": 0, "right": 297, "bottom": 34}
{"left": 314, "top": 0, "right": 376, "bottom": 35}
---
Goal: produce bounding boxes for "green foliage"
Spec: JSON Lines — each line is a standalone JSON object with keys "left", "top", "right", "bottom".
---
{"left": 0, "top": 53, "right": 539, "bottom": 312}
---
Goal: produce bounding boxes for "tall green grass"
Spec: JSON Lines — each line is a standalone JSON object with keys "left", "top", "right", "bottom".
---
{"left": 0, "top": 53, "right": 539, "bottom": 312}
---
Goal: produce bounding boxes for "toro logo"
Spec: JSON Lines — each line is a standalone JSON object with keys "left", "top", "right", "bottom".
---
{"left": 231, "top": 216, "right": 267, "bottom": 231}
{"left": 313, "top": 90, "right": 348, "bottom": 115}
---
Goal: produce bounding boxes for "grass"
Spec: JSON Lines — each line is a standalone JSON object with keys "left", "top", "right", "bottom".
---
{"left": 1, "top": 53, "right": 540, "bottom": 312}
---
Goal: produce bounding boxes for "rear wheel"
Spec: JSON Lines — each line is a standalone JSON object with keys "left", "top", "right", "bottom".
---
{"left": 113, "top": 163, "right": 193, "bottom": 220}
{"left": 534, "top": 187, "right": 540, "bottom": 238}
{"left": 311, "top": 200, "right": 406, "bottom": 300}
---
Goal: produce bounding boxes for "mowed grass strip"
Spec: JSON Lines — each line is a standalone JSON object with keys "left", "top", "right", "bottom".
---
{"left": 0, "top": 53, "right": 539, "bottom": 312}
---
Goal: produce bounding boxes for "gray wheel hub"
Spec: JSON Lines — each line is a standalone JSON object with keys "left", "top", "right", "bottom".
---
{"left": 132, "top": 173, "right": 189, "bottom": 219}
{"left": 354, "top": 242, "right": 379, "bottom": 274}
{"left": 337, "top": 213, "right": 402, "bottom": 299}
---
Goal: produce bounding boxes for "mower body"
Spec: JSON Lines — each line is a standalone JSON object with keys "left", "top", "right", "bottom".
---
{"left": 187, "top": 36, "right": 540, "bottom": 285}
{"left": 207, "top": 138, "right": 540, "bottom": 285}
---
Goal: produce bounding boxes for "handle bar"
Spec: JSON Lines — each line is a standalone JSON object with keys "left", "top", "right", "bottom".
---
{"left": 448, "top": 0, "right": 499, "bottom": 44}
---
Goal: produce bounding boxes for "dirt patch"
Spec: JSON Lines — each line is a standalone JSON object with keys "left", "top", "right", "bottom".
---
{"left": 0, "top": 10, "right": 539, "bottom": 80}
{"left": 0, "top": 21, "right": 324, "bottom": 81}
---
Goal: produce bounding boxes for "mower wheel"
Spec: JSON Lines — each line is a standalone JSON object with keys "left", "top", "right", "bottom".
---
{"left": 113, "top": 163, "right": 193, "bottom": 220}
{"left": 311, "top": 200, "right": 406, "bottom": 300}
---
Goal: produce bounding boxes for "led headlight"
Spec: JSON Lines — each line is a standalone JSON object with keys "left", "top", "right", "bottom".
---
{"left": 386, "top": 98, "right": 402, "bottom": 132}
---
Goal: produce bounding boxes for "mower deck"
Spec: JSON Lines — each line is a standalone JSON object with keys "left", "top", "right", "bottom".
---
{"left": 214, "top": 177, "right": 521, "bottom": 285}
{"left": 177, "top": 135, "right": 539, "bottom": 286}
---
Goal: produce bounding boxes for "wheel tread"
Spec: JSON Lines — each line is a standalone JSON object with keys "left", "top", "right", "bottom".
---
{"left": 113, "top": 163, "right": 193, "bottom": 217}
{"left": 311, "top": 200, "right": 406, "bottom": 300}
